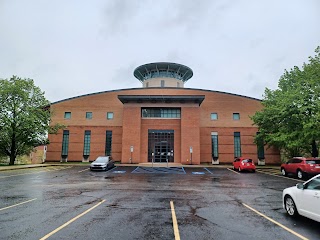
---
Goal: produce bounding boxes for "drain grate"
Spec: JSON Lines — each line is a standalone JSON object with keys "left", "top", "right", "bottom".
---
{"left": 132, "top": 167, "right": 186, "bottom": 174}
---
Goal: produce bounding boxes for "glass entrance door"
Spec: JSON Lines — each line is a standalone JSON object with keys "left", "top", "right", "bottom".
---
{"left": 148, "top": 130, "right": 174, "bottom": 162}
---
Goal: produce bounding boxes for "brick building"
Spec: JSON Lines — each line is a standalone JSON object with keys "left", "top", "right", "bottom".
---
{"left": 46, "top": 62, "right": 280, "bottom": 165}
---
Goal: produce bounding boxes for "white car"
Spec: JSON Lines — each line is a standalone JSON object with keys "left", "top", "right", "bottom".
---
{"left": 90, "top": 156, "right": 114, "bottom": 171}
{"left": 283, "top": 174, "right": 320, "bottom": 222}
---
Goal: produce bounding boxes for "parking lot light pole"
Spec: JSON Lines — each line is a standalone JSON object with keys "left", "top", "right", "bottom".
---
{"left": 190, "top": 146, "right": 193, "bottom": 165}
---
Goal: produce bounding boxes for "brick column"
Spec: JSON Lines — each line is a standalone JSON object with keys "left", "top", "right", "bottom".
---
{"left": 121, "top": 105, "right": 141, "bottom": 163}
{"left": 180, "top": 106, "right": 200, "bottom": 165}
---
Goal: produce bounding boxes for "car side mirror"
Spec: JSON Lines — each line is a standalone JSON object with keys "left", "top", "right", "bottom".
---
{"left": 296, "top": 183, "right": 304, "bottom": 189}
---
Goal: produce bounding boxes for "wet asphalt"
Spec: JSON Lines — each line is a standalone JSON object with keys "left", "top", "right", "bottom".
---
{"left": 0, "top": 165, "right": 319, "bottom": 240}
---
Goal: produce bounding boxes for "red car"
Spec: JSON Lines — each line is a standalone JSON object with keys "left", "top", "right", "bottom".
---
{"left": 280, "top": 157, "right": 320, "bottom": 179}
{"left": 233, "top": 157, "right": 256, "bottom": 172}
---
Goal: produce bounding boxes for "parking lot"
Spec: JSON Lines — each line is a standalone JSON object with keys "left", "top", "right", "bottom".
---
{"left": 0, "top": 165, "right": 319, "bottom": 240}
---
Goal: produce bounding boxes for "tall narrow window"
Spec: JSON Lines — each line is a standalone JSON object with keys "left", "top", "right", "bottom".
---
{"left": 83, "top": 130, "right": 91, "bottom": 157}
{"left": 256, "top": 132, "right": 265, "bottom": 159}
{"left": 105, "top": 131, "right": 112, "bottom": 156}
{"left": 177, "top": 82, "right": 180, "bottom": 88}
{"left": 234, "top": 132, "right": 241, "bottom": 157}
{"left": 146, "top": 82, "right": 149, "bottom": 88}
{"left": 161, "top": 80, "right": 165, "bottom": 87}
{"left": 211, "top": 132, "right": 219, "bottom": 160}
{"left": 61, "top": 130, "right": 69, "bottom": 156}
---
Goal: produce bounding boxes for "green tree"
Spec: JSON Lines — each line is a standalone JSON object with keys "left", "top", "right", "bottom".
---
{"left": 251, "top": 47, "right": 320, "bottom": 158}
{"left": 0, "top": 76, "right": 63, "bottom": 165}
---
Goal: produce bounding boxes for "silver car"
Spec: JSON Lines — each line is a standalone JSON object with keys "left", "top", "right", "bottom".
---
{"left": 283, "top": 174, "right": 320, "bottom": 222}
{"left": 90, "top": 156, "right": 114, "bottom": 171}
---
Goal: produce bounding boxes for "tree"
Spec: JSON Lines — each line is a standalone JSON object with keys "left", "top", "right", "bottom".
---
{"left": 0, "top": 76, "right": 63, "bottom": 165}
{"left": 251, "top": 47, "right": 320, "bottom": 158}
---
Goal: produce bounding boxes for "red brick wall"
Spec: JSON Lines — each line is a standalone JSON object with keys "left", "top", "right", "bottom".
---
{"left": 47, "top": 88, "right": 280, "bottom": 164}
{"left": 47, "top": 126, "right": 122, "bottom": 162}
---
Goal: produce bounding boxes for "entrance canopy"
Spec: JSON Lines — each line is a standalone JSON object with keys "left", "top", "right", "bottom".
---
{"left": 118, "top": 95, "right": 205, "bottom": 106}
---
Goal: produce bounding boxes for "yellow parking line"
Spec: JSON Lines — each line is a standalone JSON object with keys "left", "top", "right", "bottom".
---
{"left": 256, "top": 170, "right": 304, "bottom": 182}
{"left": 0, "top": 167, "right": 70, "bottom": 178}
{"left": 0, "top": 198, "right": 37, "bottom": 211}
{"left": 242, "top": 203, "right": 309, "bottom": 240}
{"left": 227, "top": 168, "right": 240, "bottom": 174}
{"left": 0, "top": 171, "right": 48, "bottom": 178}
{"left": 78, "top": 168, "right": 89, "bottom": 173}
{"left": 170, "top": 201, "right": 180, "bottom": 240}
{"left": 39, "top": 199, "right": 105, "bottom": 240}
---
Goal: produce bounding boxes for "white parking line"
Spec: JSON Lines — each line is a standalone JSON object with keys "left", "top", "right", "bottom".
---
{"left": 256, "top": 170, "right": 304, "bottom": 182}
{"left": 0, "top": 198, "right": 37, "bottom": 211}
{"left": 227, "top": 168, "right": 240, "bottom": 174}
{"left": 40, "top": 199, "right": 106, "bottom": 240}
{"left": 78, "top": 168, "right": 89, "bottom": 173}
{"left": 242, "top": 203, "right": 309, "bottom": 240}
{"left": 204, "top": 168, "right": 213, "bottom": 174}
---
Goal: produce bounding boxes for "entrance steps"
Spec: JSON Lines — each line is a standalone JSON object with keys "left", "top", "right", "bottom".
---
{"left": 138, "top": 162, "right": 182, "bottom": 167}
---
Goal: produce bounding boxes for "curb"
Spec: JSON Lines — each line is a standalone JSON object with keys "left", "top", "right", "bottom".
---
{"left": 0, "top": 163, "right": 280, "bottom": 171}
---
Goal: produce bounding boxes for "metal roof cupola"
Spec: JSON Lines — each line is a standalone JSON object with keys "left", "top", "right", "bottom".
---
{"left": 133, "top": 62, "right": 193, "bottom": 88}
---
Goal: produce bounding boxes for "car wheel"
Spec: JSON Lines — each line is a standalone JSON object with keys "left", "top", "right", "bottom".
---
{"left": 252, "top": 170, "right": 255, "bottom": 173}
{"left": 297, "top": 169, "right": 304, "bottom": 179}
{"left": 281, "top": 168, "right": 287, "bottom": 176}
{"left": 238, "top": 167, "right": 241, "bottom": 172}
{"left": 284, "top": 196, "right": 298, "bottom": 217}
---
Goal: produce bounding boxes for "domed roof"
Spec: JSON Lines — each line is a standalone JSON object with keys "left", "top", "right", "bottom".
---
{"left": 134, "top": 62, "right": 193, "bottom": 82}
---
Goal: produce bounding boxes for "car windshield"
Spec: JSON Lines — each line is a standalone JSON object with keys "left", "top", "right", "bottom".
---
{"left": 242, "top": 159, "right": 253, "bottom": 163}
{"left": 306, "top": 160, "right": 320, "bottom": 164}
{"left": 94, "top": 157, "right": 108, "bottom": 163}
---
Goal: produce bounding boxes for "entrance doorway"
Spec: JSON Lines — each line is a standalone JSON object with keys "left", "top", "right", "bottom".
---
{"left": 148, "top": 130, "right": 174, "bottom": 162}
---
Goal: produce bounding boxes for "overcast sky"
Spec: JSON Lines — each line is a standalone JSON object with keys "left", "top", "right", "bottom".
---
{"left": 0, "top": 0, "right": 319, "bottom": 102}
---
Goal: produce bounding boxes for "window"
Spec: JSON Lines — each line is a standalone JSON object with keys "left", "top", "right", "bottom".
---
{"left": 107, "top": 112, "right": 114, "bottom": 120}
{"left": 105, "top": 131, "right": 112, "bottom": 156}
{"left": 161, "top": 80, "right": 165, "bottom": 87}
{"left": 141, "top": 108, "right": 181, "bottom": 118}
{"left": 211, "top": 132, "right": 219, "bottom": 160}
{"left": 177, "top": 82, "right": 180, "bottom": 88}
{"left": 146, "top": 82, "right": 149, "bottom": 88}
{"left": 86, "top": 112, "right": 92, "bottom": 119}
{"left": 64, "top": 112, "right": 71, "bottom": 119}
{"left": 292, "top": 158, "right": 302, "bottom": 164}
{"left": 61, "top": 130, "right": 69, "bottom": 156}
{"left": 233, "top": 113, "right": 240, "bottom": 120}
{"left": 211, "top": 113, "right": 218, "bottom": 120}
{"left": 305, "top": 176, "right": 320, "bottom": 190}
{"left": 256, "top": 132, "right": 265, "bottom": 159}
{"left": 234, "top": 132, "right": 241, "bottom": 157}
{"left": 83, "top": 130, "right": 91, "bottom": 156}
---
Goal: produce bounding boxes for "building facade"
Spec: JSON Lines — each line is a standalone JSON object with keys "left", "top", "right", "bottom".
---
{"left": 46, "top": 62, "right": 280, "bottom": 164}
